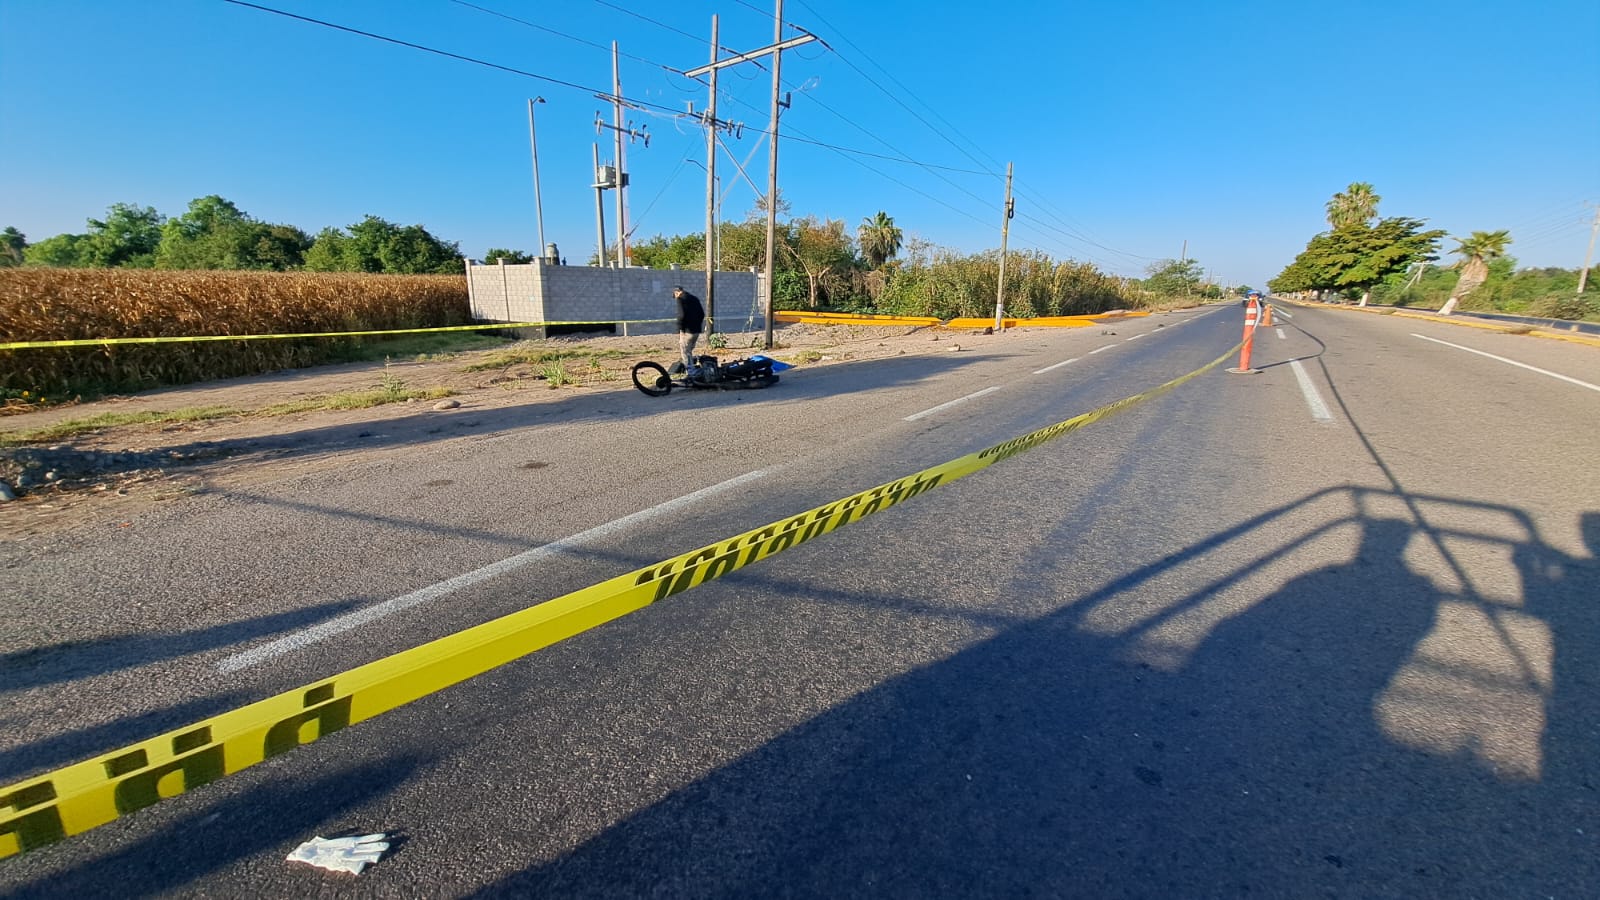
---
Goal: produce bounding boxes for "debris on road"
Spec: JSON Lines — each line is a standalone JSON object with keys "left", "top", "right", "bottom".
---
{"left": 286, "top": 833, "right": 391, "bottom": 875}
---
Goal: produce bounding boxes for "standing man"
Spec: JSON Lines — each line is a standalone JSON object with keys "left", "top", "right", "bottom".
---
{"left": 673, "top": 285, "right": 705, "bottom": 375}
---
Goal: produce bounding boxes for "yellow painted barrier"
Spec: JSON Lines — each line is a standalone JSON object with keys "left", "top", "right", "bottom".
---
{"left": 0, "top": 341, "right": 1239, "bottom": 859}
{"left": 774, "top": 312, "right": 941, "bottom": 327}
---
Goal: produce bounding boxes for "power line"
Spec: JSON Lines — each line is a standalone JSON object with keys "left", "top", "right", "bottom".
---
{"left": 586, "top": 0, "right": 770, "bottom": 74}
{"left": 1012, "top": 182, "right": 1163, "bottom": 263}
{"left": 224, "top": 0, "right": 637, "bottom": 100}
{"left": 449, "top": 0, "right": 674, "bottom": 71}
{"left": 790, "top": 0, "right": 1004, "bottom": 175}
{"left": 1014, "top": 210, "right": 1160, "bottom": 267}
{"left": 224, "top": 0, "right": 995, "bottom": 178}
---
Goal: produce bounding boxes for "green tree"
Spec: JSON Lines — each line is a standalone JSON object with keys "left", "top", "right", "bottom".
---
{"left": 1270, "top": 217, "right": 1446, "bottom": 303}
{"left": 786, "top": 217, "right": 855, "bottom": 308}
{"left": 156, "top": 195, "right": 306, "bottom": 270}
{"left": 1447, "top": 230, "right": 1512, "bottom": 305}
{"left": 1325, "top": 182, "right": 1381, "bottom": 230}
{"left": 23, "top": 233, "right": 85, "bottom": 267}
{"left": 623, "top": 234, "right": 704, "bottom": 269}
{"left": 21, "top": 204, "right": 164, "bottom": 267}
{"left": 0, "top": 227, "right": 25, "bottom": 267}
{"left": 302, "top": 227, "right": 351, "bottom": 272}
{"left": 857, "top": 211, "right": 902, "bottom": 268}
{"left": 1142, "top": 258, "right": 1204, "bottom": 296}
{"left": 483, "top": 248, "right": 535, "bottom": 264}
{"left": 305, "top": 216, "right": 462, "bottom": 274}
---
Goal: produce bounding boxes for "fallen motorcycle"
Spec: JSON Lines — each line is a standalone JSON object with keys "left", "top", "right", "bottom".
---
{"left": 631, "top": 353, "right": 786, "bottom": 397}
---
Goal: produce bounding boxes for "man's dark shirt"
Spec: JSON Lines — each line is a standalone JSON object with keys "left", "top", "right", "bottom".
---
{"left": 676, "top": 291, "right": 705, "bottom": 334}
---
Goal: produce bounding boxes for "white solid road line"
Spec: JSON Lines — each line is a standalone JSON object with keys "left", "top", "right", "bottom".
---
{"left": 1090, "top": 345, "right": 1115, "bottom": 355}
{"left": 904, "top": 386, "right": 1002, "bottom": 422}
{"left": 1289, "top": 359, "right": 1333, "bottom": 421}
{"left": 1411, "top": 333, "right": 1600, "bottom": 393}
{"left": 1033, "top": 357, "right": 1079, "bottom": 374}
{"left": 1273, "top": 307, "right": 1294, "bottom": 319}
{"left": 217, "top": 467, "right": 780, "bottom": 673}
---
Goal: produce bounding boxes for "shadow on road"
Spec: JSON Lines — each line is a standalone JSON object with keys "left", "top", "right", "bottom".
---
{"left": 468, "top": 482, "right": 1597, "bottom": 897}
{"left": 1, "top": 351, "right": 995, "bottom": 487}
{"left": 2, "top": 751, "right": 432, "bottom": 899}
{"left": 0, "top": 600, "right": 360, "bottom": 696}
{"left": 468, "top": 318, "right": 1598, "bottom": 896}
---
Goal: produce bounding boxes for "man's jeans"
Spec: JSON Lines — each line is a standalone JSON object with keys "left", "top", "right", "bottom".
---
{"left": 679, "top": 330, "right": 700, "bottom": 373}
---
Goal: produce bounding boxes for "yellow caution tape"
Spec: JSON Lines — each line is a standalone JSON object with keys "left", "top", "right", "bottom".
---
{"left": 0, "top": 321, "right": 654, "bottom": 351}
{"left": 0, "top": 342, "right": 1238, "bottom": 859}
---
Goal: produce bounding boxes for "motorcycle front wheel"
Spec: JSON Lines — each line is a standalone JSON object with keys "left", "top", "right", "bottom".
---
{"left": 631, "top": 360, "right": 673, "bottom": 397}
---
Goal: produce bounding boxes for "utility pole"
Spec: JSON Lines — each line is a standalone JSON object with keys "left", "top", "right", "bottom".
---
{"left": 592, "top": 52, "right": 649, "bottom": 269}
{"left": 994, "top": 162, "right": 1014, "bottom": 332}
{"left": 527, "top": 97, "right": 547, "bottom": 258}
{"left": 592, "top": 144, "right": 607, "bottom": 266}
{"left": 704, "top": 15, "right": 720, "bottom": 334}
{"left": 760, "top": 0, "right": 786, "bottom": 350}
{"left": 682, "top": 3, "right": 814, "bottom": 350}
{"left": 1180, "top": 239, "right": 1187, "bottom": 263}
{"left": 1578, "top": 205, "right": 1600, "bottom": 296}
{"left": 612, "top": 43, "right": 627, "bottom": 268}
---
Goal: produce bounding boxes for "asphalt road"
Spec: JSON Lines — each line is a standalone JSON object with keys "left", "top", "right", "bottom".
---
{"left": 2, "top": 303, "right": 1597, "bottom": 897}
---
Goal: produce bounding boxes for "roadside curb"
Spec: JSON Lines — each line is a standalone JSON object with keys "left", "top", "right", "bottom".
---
{"left": 1274, "top": 299, "right": 1600, "bottom": 349}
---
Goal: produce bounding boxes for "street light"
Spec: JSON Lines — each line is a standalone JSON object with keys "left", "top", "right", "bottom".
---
{"left": 527, "top": 97, "right": 547, "bottom": 259}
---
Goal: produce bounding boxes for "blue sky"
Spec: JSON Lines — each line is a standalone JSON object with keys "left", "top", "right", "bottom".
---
{"left": 2, "top": 0, "right": 1596, "bottom": 288}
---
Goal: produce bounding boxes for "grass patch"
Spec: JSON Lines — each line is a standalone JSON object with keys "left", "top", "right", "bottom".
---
{"left": 335, "top": 331, "right": 513, "bottom": 363}
{"left": 461, "top": 344, "right": 625, "bottom": 372}
{"left": 541, "top": 362, "right": 574, "bottom": 388}
{"left": 0, "top": 386, "right": 457, "bottom": 446}
{"left": 1, "top": 406, "right": 244, "bottom": 445}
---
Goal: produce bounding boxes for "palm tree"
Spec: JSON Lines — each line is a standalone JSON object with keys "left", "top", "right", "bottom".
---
{"left": 857, "top": 211, "right": 903, "bottom": 268}
{"left": 1325, "top": 182, "right": 1382, "bottom": 230}
{"left": 1446, "top": 230, "right": 1512, "bottom": 307}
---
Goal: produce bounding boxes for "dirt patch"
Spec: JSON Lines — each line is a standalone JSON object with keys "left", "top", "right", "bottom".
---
{"left": 0, "top": 322, "right": 979, "bottom": 537}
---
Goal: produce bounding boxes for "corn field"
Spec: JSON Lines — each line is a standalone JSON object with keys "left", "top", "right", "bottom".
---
{"left": 1, "top": 269, "right": 469, "bottom": 399}
{"left": 875, "top": 250, "right": 1145, "bottom": 319}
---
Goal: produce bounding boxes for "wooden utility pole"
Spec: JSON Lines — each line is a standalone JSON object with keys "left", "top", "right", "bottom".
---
{"left": 994, "top": 162, "right": 1014, "bottom": 332}
{"left": 682, "top": 3, "right": 814, "bottom": 349}
{"left": 703, "top": 15, "right": 719, "bottom": 333}
{"left": 1578, "top": 205, "right": 1600, "bottom": 295}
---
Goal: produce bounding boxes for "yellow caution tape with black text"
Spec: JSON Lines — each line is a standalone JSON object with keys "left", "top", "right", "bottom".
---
{"left": 0, "top": 321, "right": 667, "bottom": 351}
{"left": 0, "top": 342, "right": 1238, "bottom": 859}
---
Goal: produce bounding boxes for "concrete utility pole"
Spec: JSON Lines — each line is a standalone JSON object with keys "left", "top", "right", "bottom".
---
{"left": 761, "top": 0, "right": 786, "bottom": 350}
{"left": 1180, "top": 239, "right": 1187, "bottom": 263}
{"left": 592, "top": 144, "right": 607, "bottom": 266}
{"left": 1578, "top": 205, "right": 1600, "bottom": 296}
{"left": 704, "top": 16, "right": 720, "bottom": 333}
{"left": 527, "top": 97, "right": 547, "bottom": 257}
{"left": 994, "top": 162, "right": 1015, "bottom": 332}
{"left": 683, "top": 3, "right": 814, "bottom": 350}
{"left": 612, "top": 43, "right": 627, "bottom": 268}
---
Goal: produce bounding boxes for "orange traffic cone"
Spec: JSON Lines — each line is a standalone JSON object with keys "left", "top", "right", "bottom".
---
{"left": 1228, "top": 300, "right": 1262, "bottom": 375}
{"left": 1261, "top": 304, "right": 1274, "bottom": 327}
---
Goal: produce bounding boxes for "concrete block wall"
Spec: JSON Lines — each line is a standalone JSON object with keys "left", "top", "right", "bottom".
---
{"left": 466, "top": 260, "right": 764, "bottom": 335}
